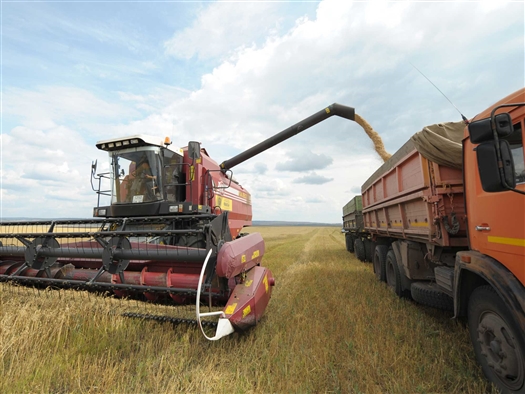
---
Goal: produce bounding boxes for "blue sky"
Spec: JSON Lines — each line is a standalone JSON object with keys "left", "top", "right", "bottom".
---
{"left": 1, "top": 0, "right": 524, "bottom": 222}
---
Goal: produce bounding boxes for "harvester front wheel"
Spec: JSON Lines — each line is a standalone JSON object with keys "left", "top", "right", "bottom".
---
{"left": 373, "top": 245, "right": 388, "bottom": 282}
{"left": 468, "top": 285, "right": 525, "bottom": 394}
{"left": 354, "top": 238, "right": 366, "bottom": 262}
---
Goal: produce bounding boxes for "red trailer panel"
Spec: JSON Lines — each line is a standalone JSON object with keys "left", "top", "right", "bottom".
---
{"left": 361, "top": 139, "right": 467, "bottom": 247}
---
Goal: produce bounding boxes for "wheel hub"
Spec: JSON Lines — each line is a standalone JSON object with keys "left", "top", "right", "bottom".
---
{"left": 477, "top": 311, "right": 524, "bottom": 390}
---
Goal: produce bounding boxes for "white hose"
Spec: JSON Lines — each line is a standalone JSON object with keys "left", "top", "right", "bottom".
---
{"left": 195, "top": 249, "right": 234, "bottom": 340}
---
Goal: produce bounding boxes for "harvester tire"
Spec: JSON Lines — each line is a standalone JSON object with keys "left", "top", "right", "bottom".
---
{"left": 354, "top": 238, "right": 366, "bottom": 262}
{"left": 373, "top": 245, "right": 388, "bottom": 282}
{"left": 345, "top": 233, "right": 355, "bottom": 253}
{"left": 410, "top": 282, "right": 453, "bottom": 311}
{"left": 468, "top": 285, "right": 525, "bottom": 394}
{"left": 363, "top": 239, "right": 373, "bottom": 262}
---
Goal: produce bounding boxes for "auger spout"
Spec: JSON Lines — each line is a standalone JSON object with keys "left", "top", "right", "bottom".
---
{"left": 219, "top": 103, "right": 355, "bottom": 171}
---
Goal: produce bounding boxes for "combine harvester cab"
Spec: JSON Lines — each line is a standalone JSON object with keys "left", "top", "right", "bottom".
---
{"left": 0, "top": 135, "right": 275, "bottom": 340}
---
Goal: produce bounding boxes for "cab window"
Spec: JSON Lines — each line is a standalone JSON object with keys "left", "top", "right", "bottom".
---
{"left": 502, "top": 120, "right": 524, "bottom": 184}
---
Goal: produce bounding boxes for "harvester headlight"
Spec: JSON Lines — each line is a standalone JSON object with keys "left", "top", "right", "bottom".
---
{"left": 169, "top": 205, "right": 177, "bottom": 213}
{"left": 108, "top": 143, "right": 114, "bottom": 148}
{"left": 123, "top": 140, "right": 130, "bottom": 146}
{"left": 115, "top": 141, "right": 122, "bottom": 147}
{"left": 130, "top": 139, "right": 139, "bottom": 144}
{"left": 97, "top": 209, "right": 107, "bottom": 216}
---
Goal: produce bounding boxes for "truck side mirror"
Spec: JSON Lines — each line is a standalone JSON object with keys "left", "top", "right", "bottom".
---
{"left": 188, "top": 141, "right": 202, "bottom": 161}
{"left": 475, "top": 140, "right": 516, "bottom": 192}
{"left": 468, "top": 113, "right": 514, "bottom": 143}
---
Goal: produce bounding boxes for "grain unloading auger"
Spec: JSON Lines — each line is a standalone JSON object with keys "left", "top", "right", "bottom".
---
{"left": 0, "top": 103, "right": 355, "bottom": 339}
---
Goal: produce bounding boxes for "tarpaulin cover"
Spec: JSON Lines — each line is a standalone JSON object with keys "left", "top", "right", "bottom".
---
{"left": 410, "top": 121, "right": 466, "bottom": 169}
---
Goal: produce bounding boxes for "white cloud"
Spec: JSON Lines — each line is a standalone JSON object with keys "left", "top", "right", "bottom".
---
{"left": 2, "top": 0, "right": 523, "bottom": 223}
{"left": 164, "top": 2, "right": 282, "bottom": 60}
{"left": 1, "top": 126, "right": 107, "bottom": 218}
{"left": 276, "top": 149, "right": 333, "bottom": 172}
{"left": 4, "top": 86, "right": 137, "bottom": 130}
{"left": 293, "top": 172, "right": 333, "bottom": 185}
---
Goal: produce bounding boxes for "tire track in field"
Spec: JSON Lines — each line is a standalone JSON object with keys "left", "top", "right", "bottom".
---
{"left": 328, "top": 229, "right": 345, "bottom": 248}
{"left": 272, "top": 227, "right": 320, "bottom": 287}
{"left": 301, "top": 228, "right": 320, "bottom": 256}
{"left": 280, "top": 228, "right": 341, "bottom": 276}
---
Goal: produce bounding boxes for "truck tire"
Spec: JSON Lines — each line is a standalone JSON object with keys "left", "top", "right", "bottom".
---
{"left": 345, "top": 233, "right": 355, "bottom": 253}
{"left": 354, "top": 238, "right": 366, "bottom": 262}
{"left": 385, "top": 250, "right": 410, "bottom": 298}
{"left": 410, "top": 282, "right": 453, "bottom": 311}
{"left": 363, "top": 239, "right": 373, "bottom": 262}
{"left": 468, "top": 285, "right": 525, "bottom": 394}
{"left": 373, "top": 245, "right": 388, "bottom": 282}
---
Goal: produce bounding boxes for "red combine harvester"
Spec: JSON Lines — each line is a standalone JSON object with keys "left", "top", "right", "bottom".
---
{"left": 0, "top": 104, "right": 355, "bottom": 339}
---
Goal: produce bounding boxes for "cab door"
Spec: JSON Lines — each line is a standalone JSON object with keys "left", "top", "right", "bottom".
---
{"left": 466, "top": 117, "right": 525, "bottom": 285}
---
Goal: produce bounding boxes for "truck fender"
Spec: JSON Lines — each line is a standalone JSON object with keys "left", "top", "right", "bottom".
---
{"left": 454, "top": 250, "right": 525, "bottom": 333}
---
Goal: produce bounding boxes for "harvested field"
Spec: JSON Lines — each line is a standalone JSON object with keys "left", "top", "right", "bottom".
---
{"left": 0, "top": 227, "right": 495, "bottom": 393}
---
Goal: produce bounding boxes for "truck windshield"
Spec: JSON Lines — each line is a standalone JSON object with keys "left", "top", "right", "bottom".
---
{"left": 110, "top": 148, "right": 163, "bottom": 204}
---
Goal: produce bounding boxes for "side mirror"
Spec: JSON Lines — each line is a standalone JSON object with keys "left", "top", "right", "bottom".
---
{"left": 468, "top": 113, "right": 514, "bottom": 143}
{"left": 188, "top": 141, "right": 202, "bottom": 161}
{"left": 475, "top": 140, "right": 516, "bottom": 192}
{"left": 91, "top": 160, "right": 98, "bottom": 175}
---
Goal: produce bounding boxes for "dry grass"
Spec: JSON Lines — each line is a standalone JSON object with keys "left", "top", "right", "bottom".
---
{"left": 0, "top": 227, "right": 494, "bottom": 393}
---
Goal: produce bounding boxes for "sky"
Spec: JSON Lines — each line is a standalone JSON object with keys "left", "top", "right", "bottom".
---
{"left": 1, "top": 0, "right": 523, "bottom": 223}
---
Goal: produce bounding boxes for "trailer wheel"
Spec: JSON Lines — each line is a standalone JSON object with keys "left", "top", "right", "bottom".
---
{"left": 373, "top": 245, "right": 388, "bottom": 282}
{"left": 385, "top": 250, "right": 409, "bottom": 297}
{"left": 468, "top": 285, "right": 525, "bottom": 394}
{"left": 354, "top": 238, "right": 366, "bottom": 262}
{"left": 410, "top": 282, "right": 453, "bottom": 311}
{"left": 345, "top": 233, "right": 355, "bottom": 253}
{"left": 363, "top": 239, "right": 373, "bottom": 262}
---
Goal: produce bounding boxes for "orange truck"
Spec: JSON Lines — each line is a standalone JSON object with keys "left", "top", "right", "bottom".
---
{"left": 345, "top": 89, "right": 525, "bottom": 393}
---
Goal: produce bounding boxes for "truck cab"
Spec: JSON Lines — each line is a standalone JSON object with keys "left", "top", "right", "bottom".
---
{"left": 457, "top": 89, "right": 525, "bottom": 393}
{"left": 462, "top": 89, "right": 525, "bottom": 286}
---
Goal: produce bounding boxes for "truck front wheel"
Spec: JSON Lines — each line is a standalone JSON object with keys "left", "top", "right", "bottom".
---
{"left": 468, "top": 285, "right": 525, "bottom": 393}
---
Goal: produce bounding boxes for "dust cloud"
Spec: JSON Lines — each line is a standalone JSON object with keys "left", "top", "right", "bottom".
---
{"left": 354, "top": 114, "right": 391, "bottom": 163}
